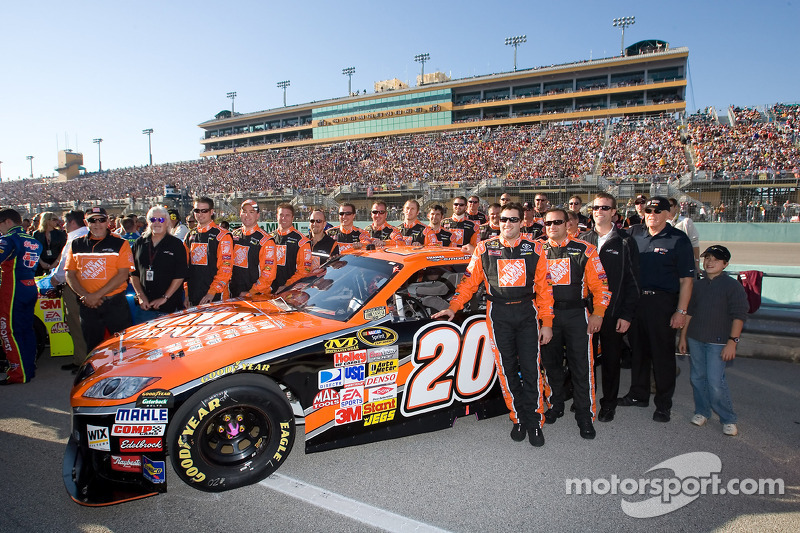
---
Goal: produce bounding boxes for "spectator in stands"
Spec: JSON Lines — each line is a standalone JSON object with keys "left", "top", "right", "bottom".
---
{"left": 521, "top": 201, "right": 543, "bottom": 238}
{"left": 625, "top": 194, "right": 647, "bottom": 227}
{"left": 479, "top": 203, "right": 502, "bottom": 240}
{"left": 120, "top": 217, "right": 141, "bottom": 246}
{"left": 669, "top": 198, "right": 700, "bottom": 268}
{"left": 567, "top": 195, "right": 590, "bottom": 230}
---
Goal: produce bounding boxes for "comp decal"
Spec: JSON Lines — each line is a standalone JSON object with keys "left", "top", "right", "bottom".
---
{"left": 357, "top": 327, "right": 398, "bottom": 347}
{"left": 401, "top": 315, "right": 497, "bottom": 417}
{"left": 112, "top": 424, "right": 166, "bottom": 437}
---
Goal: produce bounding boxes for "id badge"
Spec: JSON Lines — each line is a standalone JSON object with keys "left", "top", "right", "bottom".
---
{"left": 146, "top": 268, "right": 154, "bottom": 281}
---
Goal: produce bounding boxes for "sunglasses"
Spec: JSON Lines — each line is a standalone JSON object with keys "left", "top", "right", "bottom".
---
{"left": 371, "top": 210, "right": 386, "bottom": 215}
{"left": 568, "top": 201, "right": 581, "bottom": 205}
{"left": 149, "top": 217, "right": 166, "bottom": 223}
{"left": 591, "top": 205, "right": 613, "bottom": 211}
{"left": 534, "top": 199, "right": 547, "bottom": 202}
{"left": 544, "top": 219, "right": 565, "bottom": 226}
{"left": 309, "top": 219, "right": 324, "bottom": 223}
{"left": 193, "top": 208, "right": 211, "bottom": 213}
{"left": 635, "top": 199, "right": 647, "bottom": 205}
{"left": 87, "top": 217, "right": 108, "bottom": 223}
{"left": 339, "top": 211, "right": 354, "bottom": 216}
{"left": 499, "top": 216, "right": 520, "bottom": 223}
{"left": 453, "top": 203, "right": 466, "bottom": 207}
{"left": 644, "top": 208, "right": 664, "bottom": 214}
{"left": 467, "top": 200, "right": 479, "bottom": 203}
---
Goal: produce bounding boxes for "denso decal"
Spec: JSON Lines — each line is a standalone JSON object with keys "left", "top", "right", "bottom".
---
{"left": 333, "top": 349, "right": 367, "bottom": 367}
{"left": 115, "top": 408, "right": 168, "bottom": 424}
{"left": 112, "top": 424, "right": 166, "bottom": 437}
{"left": 312, "top": 389, "right": 339, "bottom": 410}
{"left": 334, "top": 405, "right": 362, "bottom": 425}
{"left": 86, "top": 424, "right": 110, "bottom": 451}
{"left": 119, "top": 437, "right": 163, "bottom": 453}
{"left": 367, "top": 383, "right": 397, "bottom": 402}
{"left": 324, "top": 336, "right": 359, "bottom": 353}
{"left": 136, "top": 389, "right": 174, "bottom": 408}
{"left": 365, "top": 371, "right": 397, "bottom": 388}
{"left": 343, "top": 365, "right": 365, "bottom": 387}
{"left": 50, "top": 322, "right": 69, "bottom": 334}
{"left": 357, "top": 327, "right": 398, "bottom": 347}
{"left": 367, "top": 345, "right": 398, "bottom": 363}
{"left": 142, "top": 455, "right": 166, "bottom": 484}
{"left": 318, "top": 368, "right": 343, "bottom": 389}
{"left": 401, "top": 315, "right": 497, "bottom": 417}
{"left": 339, "top": 386, "right": 364, "bottom": 408}
{"left": 110, "top": 455, "right": 142, "bottom": 473}
{"left": 368, "top": 359, "right": 398, "bottom": 376}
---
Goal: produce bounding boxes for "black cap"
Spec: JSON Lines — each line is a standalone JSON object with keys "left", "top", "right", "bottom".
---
{"left": 87, "top": 206, "right": 107, "bottom": 217}
{"left": 168, "top": 209, "right": 181, "bottom": 221}
{"left": 645, "top": 197, "right": 671, "bottom": 211}
{"left": 701, "top": 245, "right": 731, "bottom": 262}
{"left": 523, "top": 201, "right": 533, "bottom": 210}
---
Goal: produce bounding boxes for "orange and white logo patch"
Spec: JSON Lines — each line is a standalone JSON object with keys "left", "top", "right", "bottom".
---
{"left": 82, "top": 258, "right": 107, "bottom": 279}
{"left": 451, "top": 229, "right": 464, "bottom": 246}
{"left": 498, "top": 259, "right": 526, "bottom": 287}
{"left": 276, "top": 245, "right": 287, "bottom": 266}
{"left": 233, "top": 245, "right": 249, "bottom": 267}
{"left": 190, "top": 243, "right": 208, "bottom": 266}
{"left": 548, "top": 257, "right": 571, "bottom": 285}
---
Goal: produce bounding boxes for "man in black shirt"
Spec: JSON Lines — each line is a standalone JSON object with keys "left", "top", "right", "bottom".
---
{"left": 308, "top": 209, "right": 339, "bottom": 269}
{"left": 466, "top": 195, "right": 487, "bottom": 225}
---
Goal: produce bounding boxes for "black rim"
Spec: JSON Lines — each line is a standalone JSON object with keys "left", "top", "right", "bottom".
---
{"left": 197, "top": 406, "right": 273, "bottom": 466}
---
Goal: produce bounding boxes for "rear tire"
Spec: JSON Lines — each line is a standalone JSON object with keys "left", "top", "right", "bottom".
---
{"left": 167, "top": 374, "right": 295, "bottom": 492}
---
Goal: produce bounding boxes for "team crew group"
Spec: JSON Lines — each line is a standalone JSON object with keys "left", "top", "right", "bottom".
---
{"left": 0, "top": 193, "right": 747, "bottom": 445}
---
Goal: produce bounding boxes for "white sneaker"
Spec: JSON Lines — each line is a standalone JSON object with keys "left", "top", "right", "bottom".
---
{"left": 691, "top": 414, "right": 707, "bottom": 426}
{"left": 722, "top": 423, "right": 738, "bottom": 436}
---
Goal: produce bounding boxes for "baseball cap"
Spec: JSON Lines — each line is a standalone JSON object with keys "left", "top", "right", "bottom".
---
{"left": 645, "top": 197, "right": 671, "bottom": 211}
{"left": 523, "top": 201, "right": 533, "bottom": 210}
{"left": 634, "top": 194, "right": 648, "bottom": 204}
{"left": 168, "top": 208, "right": 181, "bottom": 221}
{"left": 701, "top": 245, "right": 731, "bottom": 262}
{"left": 87, "top": 207, "right": 107, "bottom": 217}
{"left": 240, "top": 199, "right": 260, "bottom": 212}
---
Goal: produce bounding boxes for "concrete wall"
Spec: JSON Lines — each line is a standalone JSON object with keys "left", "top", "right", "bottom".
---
{"left": 695, "top": 223, "right": 800, "bottom": 243}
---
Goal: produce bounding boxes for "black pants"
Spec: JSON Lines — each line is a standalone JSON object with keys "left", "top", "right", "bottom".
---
{"left": 79, "top": 292, "right": 132, "bottom": 353}
{"left": 594, "top": 315, "right": 625, "bottom": 410}
{"left": 627, "top": 292, "right": 678, "bottom": 411}
{"left": 541, "top": 306, "right": 596, "bottom": 424}
{"left": 486, "top": 301, "right": 545, "bottom": 429}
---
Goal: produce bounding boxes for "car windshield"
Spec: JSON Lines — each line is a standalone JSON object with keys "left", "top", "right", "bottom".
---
{"left": 277, "top": 255, "right": 402, "bottom": 321}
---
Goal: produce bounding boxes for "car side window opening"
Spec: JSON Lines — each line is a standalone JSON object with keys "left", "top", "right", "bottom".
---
{"left": 391, "top": 266, "right": 468, "bottom": 320}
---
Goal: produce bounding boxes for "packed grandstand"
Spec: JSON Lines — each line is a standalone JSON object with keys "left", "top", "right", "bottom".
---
{"left": 2, "top": 104, "right": 797, "bottom": 214}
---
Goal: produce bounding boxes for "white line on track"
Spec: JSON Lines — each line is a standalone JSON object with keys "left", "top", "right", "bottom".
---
{"left": 727, "top": 367, "right": 800, "bottom": 399}
{"left": 259, "top": 473, "right": 453, "bottom": 533}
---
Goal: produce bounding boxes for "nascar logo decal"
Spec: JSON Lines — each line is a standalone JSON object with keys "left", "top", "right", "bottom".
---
{"left": 357, "top": 327, "right": 398, "bottom": 347}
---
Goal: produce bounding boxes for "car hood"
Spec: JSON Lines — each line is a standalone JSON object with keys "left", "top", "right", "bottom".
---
{"left": 73, "top": 299, "right": 347, "bottom": 402}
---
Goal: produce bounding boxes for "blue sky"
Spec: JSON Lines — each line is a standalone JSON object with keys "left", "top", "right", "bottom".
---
{"left": 1, "top": 0, "right": 797, "bottom": 181}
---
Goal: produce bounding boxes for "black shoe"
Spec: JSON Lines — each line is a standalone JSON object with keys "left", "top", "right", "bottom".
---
{"left": 510, "top": 423, "right": 526, "bottom": 442}
{"left": 529, "top": 426, "right": 545, "bottom": 447}
{"left": 578, "top": 421, "right": 596, "bottom": 440}
{"left": 653, "top": 410, "right": 671, "bottom": 423}
{"left": 544, "top": 408, "right": 564, "bottom": 424}
{"left": 61, "top": 363, "right": 80, "bottom": 371}
{"left": 598, "top": 408, "right": 615, "bottom": 422}
{"left": 617, "top": 395, "right": 649, "bottom": 408}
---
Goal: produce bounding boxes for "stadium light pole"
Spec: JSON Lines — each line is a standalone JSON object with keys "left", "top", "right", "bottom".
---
{"left": 0, "top": 160, "right": 3, "bottom": 181}
{"left": 277, "top": 80, "right": 290, "bottom": 106}
{"left": 414, "top": 53, "right": 430, "bottom": 86}
{"left": 504, "top": 35, "right": 527, "bottom": 72}
{"left": 26, "top": 156, "right": 34, "bottom": 178}
{"left": 226, "top": 91, "right": 237, "bottom": 115}
{"left": 142, "top": 128, "right": 154, "bottom": 166}
{"left": 93, "top": 138, "right": 103, "bottom": 172}
{"left": 342, "top": 67, "right": 356, "bottom": 95}
{"left": 612, "top": 16, "right": 635, "bottom": 56}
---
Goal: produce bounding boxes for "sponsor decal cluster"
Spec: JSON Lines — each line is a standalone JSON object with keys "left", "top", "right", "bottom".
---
{"left": 112, "top": 408, "right": 167, "bottom": 450}
{"left": 142, "top": 455, "right": 166, "bottom": 484}
{"left": 87, "top": 424, "right": 111, "bottom": 451}
{"left": 110, "top": 455, "right": 142, "bottom": 473}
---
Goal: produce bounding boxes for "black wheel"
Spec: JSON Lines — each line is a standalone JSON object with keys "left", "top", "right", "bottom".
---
{"left": 167, "top": 374, "right": 295, "bottom": 492}
{"left": 32, "top": 318, "right": 48, "bottom": 359}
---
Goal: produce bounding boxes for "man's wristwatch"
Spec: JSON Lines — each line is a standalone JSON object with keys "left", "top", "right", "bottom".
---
{"left": 729, "top": 336, "right": 740, "bottom": 343}
{"left": 676, "top": 308, "right": 687, "bottom": 315}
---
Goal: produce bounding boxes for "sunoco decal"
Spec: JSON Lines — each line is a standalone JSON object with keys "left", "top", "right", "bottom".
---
{"left": 357, "top": 327, "right": 398, "bottom": 347}
{"left": 142, "top": 455, "right": 166, "bottom": 484}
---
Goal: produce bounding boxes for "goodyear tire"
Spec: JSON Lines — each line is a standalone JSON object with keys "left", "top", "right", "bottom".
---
{"left": 167, "top": 374, "right": 295, "bottom": 492}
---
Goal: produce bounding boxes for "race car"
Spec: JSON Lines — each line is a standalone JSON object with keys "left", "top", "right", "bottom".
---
{"left": 63, "top": 246, "right": 509, "bottom": 506}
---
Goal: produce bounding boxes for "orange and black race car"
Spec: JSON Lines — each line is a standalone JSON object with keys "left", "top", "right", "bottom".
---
{"left": 63, "top": 246, "right": 509, "bottom": 506}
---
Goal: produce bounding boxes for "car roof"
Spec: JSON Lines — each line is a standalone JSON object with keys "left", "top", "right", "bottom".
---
{"left": 346, "top": 245, "right": 471, "bottom": 269}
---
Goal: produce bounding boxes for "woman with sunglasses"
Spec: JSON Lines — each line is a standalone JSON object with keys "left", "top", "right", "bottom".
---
{"left": 130, "top": 205, "right": 189, "bottom": 321}
{"left": 32, "top": 211, "right": 67, "bottom": 276}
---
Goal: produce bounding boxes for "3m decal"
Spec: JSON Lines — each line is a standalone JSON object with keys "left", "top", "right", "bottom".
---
{"left": 368, "top": 359, "right": 398, "bottom": 376}
{"left": 39, "top": 299, "right": 61, "bottom": 310}
{"left": 119, "top": 437, "right": 163, "bottom": 453}
{"left": 115, "top": 408, "right": 168, "bottom": 423}
{"left": 367, "top": 383, "right": 397, "bottom": 402}
{"left": 110, "top": 455, "right": 142, "bottom": 473}
{"left": 340, "top": 387, "right": 364, "bottom": 408}
{"left": 318, "top": 368, "right": 343, "bottom": 389}
{"left": 312, "top": 389, "right": 339, "bottom": 410}
{"left": 142, "top": 455, "right": 166, "bottom": 484}
{"left": 112, "top": 424, "right": 166, "bottom": 437}
{"left": 324, "top": 336, "right": 359, "bottom": 353}
{"left": 86, "top": 424, "right": 110, "bottom": 451}
{"left": 333, "top": 349, "right": 367, "bottom": 367}
{"left": 365, "top": 371, "right": 397, "bottom": 388}
{"left": 343, "top": 365, "right": 365, "bottom": 387}
{"left": 402, "top": 315, "right": 497, "bottom": 416}
{"left": 367, "top": 345, "right": 398, "bottom": 363}
{"left": 357, "top": 327, "right": 398, "bottom": 347}
{"left": 334, "top": 405, "right": 362, "bottom": 425}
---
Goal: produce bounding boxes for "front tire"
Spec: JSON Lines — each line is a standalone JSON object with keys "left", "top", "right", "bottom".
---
{"left": 167, "top": 374, "right": 295, "bottom": 492}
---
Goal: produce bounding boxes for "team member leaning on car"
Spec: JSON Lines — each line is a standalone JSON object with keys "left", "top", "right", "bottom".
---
{"left": 271, "top": 203, "right": 312, "bottom": 293}
{"left": 433, "top": 202, "right": 554, "bottom": 447}
{"left": 130, "top": 205, "right": 189, "bottom": 322}
{"left": 400, "top": 199, "right": 438, "bottom": 246}
{"left": 65, "top": 207, "right": 134, "bottom": 353}
{"left": 230, "top": 199, "right": 275, "bottom": 298}
{"left": 184, "top": 197, "right": 233, "bottom": 306}
{"left": 427, "top": 204, "right": 452, "bottom": 247}
{"left": 308, "top": 209, "right": 339, "bottom": 270}
{"left": 327, "top": 203, "right": 372, "bottom": 253}
{"left": 366, "top": 200, "right": 403, "bottom": 246}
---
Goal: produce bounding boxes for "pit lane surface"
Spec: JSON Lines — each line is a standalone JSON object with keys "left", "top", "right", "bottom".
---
{"left": 2, "top": 351, "right": 799, "bottom": 533}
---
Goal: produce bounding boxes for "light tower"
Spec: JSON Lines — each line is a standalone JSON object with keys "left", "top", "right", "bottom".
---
{"left": 142, "top": 128, "right": 154, "bottom": 166}
{"left": 26, "top": 156, "right": 34, "bottom": 178}
{"left": 93, "top": 138, "right": 103, "bottom": 172}
{"left": 414, "top": 53, "right": 430, "bottom": 85}
{"left": 504, "top": 35, "right": 527, "bottom": 72}
{"left": 612, "top": 16, "right": 635, "bottom": 56}
{"left": 342, "top": 67, "right": 356, "bottom": 95}
{"left": 277, "top": 80, "right": 290, "bottom": 106}
{"left": 226, "top": 91, "right": 237, "bottom": 115}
